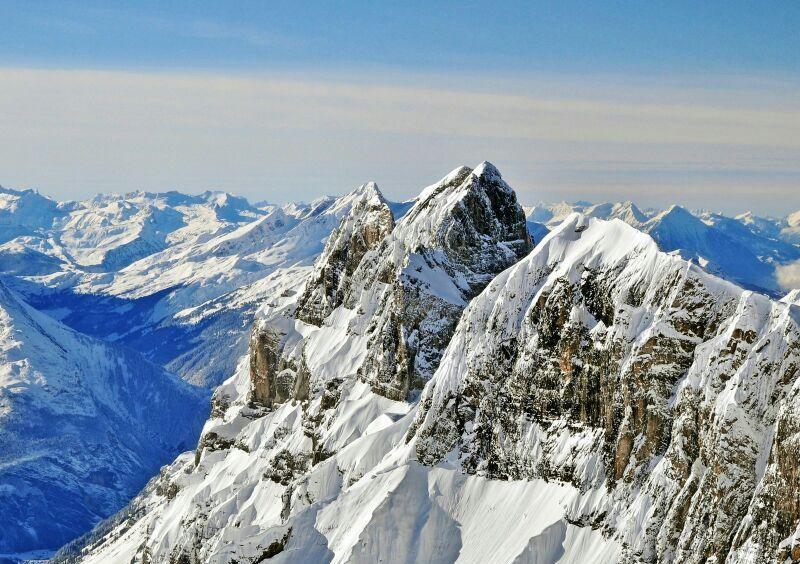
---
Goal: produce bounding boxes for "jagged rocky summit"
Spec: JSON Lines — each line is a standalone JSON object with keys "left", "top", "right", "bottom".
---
{"left": 251, "top": 162, "right": 531, "bottom": 405}
{"left": 64, "top": 163, "right": 800, "bottom": 564}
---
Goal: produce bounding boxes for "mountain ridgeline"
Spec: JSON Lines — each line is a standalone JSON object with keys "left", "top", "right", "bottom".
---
{"left": 55, "top": 163, "right": 800, "bottom": 564}
{"left": 251, "top": 162, "right": 532, "bottom": 407}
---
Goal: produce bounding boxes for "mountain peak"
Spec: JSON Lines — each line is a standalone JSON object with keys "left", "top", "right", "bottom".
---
{"left": 399, "top": 161, "right": 526, "bottom": 253}
{"left": 662, "top": 203, "right": 691, "bottom": 216}
{"left": 350, "top": 181, "right": 386, "bottom": 205}
{"left": 648, "top": 204, "right": 702, "bottom": 230}
{"left": 292, "top": 183, "right": 395, "bottom": 328}
{"left": 472, "top": 160, "right": 502, "bottom": 181}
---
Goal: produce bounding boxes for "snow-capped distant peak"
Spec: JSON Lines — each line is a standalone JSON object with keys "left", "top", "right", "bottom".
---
{"left": 781, "top": 288, "right": 800, "bottom": 305}
{"left": 346, "top": 181, "right": 387, "bottom": 206}
{"left": 652, "top": 203, "right": 694, "bottom": 221}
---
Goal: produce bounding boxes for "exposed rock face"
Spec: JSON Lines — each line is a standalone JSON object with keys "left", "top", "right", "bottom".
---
{"left": 412, "top": 214, "right": 800, "bottom": 563}
{"left": 249, "top": 324, "right": 283, "bottom": 405}
{"left": 295, "top": 182, "right": 395, "bottom": 327}
{"left": 248, "top": 324, "right": 312, "bottom": 408}
{"left": 352, "top": 162, "right": 532, "bottom": 400}
{"left": 249, "top": 162, "right": 532, "bottom": 406}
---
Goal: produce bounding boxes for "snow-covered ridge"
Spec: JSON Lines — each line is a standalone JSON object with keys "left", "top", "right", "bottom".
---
{"left": 525, "top": 200, "right": 800, "bottom": 295}
{"left": 68, "top": 165, "right": 800, "bottom": 564}
{"left": 412, "top": 213, "right": 800, "bottom": 562}
{"left": 295, "top": 182, "right": 395, "bottom": 326}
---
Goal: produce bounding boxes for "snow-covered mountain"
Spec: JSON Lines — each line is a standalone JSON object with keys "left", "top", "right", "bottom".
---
{"left": 2, "top": 169, "right": 800, "bottom": 562}
{"left": 4, "top": 186, "right": 796, "bottom": 394}
{"left": 0, "top": 188, "right": 265, "bottom": 274}
{"left": 0, "top": 182, "right": 420, "bottom": 560}
{"left": 525, "top": 201, "right": 800, "bottom": 295}
{"left": 3, "top": 188, "right": 371, "bottom": 387}
{"left": 526, "top": 200, "right": 649, "bottom": 229}
{"left": 0, "top": 180, "right": 424, "bottom": 562}
{"left": 0, "top": 280, "right": 208, "bottom": 557}
{"left": 57, "top": 164, "right": 800, "bottom": 563}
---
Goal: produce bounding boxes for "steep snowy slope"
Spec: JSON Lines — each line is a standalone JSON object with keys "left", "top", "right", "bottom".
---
{"left": 0, "top": 281, "right": 209, "bottom": 557}
{"left": 526, "top": 201, "right": 800, "bottom": 295}
{"left": 253, "top": 161, "right": 532, "bottom": 404}
{"left": 70, "top": 177, "right": 800, "bottom": 563}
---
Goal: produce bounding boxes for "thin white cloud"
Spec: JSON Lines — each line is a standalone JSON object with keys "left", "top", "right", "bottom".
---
{"left": 0, "top": 67, "right": 798, "bottom": 210}
{"left": 177, "top": 20, "right": 298, "bottom": 48}
{"left": 777, "top": 260, "right": 800, "bottom": 291}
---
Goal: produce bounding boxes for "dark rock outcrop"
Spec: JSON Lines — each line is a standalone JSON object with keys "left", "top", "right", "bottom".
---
{"left": 411, "top": 214, "right": 800, "bottom": 563}
{"left": 295, "top": 182, "right": 395, "bottom": 326}
{"left": 352, "top": 162, "right": 533, "bottom": 400}
{"left": 250, "top": 162, "right": 533, "bottom": 405}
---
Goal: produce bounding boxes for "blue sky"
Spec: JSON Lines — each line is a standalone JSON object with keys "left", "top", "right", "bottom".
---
{"left": 4, "top": 1, "right": 799, "bottom": 75}
{"left": 1, "top": 1, "right": 799, "bottom": 213}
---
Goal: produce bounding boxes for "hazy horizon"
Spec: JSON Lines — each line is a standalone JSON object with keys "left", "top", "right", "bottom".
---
{"left": 3, "top": 159, "right": 798, "bottom": 220}
{"left": 2, "top": 2, "right": 799, "bottom": 216}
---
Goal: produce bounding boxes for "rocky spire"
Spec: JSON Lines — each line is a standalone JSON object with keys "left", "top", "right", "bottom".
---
{"left": 352, "top": 162, "right": 534, "bottom": 400}
{"left": 249, "top": 162, "right": 534, "bottom": 407}
{"left": 295, "top": 182, "right": 394, "bottom": 326}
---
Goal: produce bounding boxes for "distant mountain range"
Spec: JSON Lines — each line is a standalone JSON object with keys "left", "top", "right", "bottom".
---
{"left": 525, "top": 200, "right": 800, "bottom": 295}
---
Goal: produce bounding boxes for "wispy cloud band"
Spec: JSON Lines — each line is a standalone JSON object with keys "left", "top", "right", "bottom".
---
{"left": 1, "top": 67, "right": 798, "bottom": 212}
